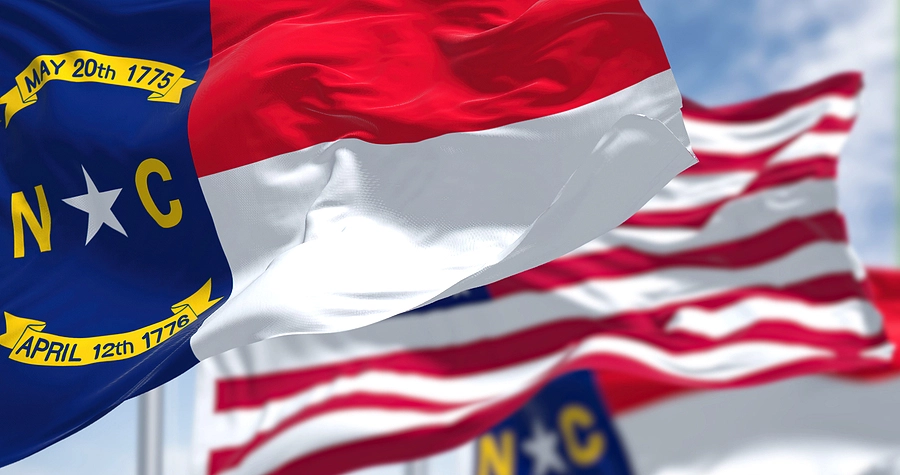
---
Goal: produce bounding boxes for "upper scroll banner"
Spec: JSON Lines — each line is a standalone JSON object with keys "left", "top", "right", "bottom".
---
{"left": 0, "top": 50, "right": 195, "bottom": 125}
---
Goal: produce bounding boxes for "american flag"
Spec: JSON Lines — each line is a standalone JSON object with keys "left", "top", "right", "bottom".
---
{"left": 605, "top": 269, "right": 900, "bottom": 475}
{"left": 191, "top": 72, "right": 891, "bottom": 475}
{"left": 411, "top": 269, "right": 900, "bottom": 475}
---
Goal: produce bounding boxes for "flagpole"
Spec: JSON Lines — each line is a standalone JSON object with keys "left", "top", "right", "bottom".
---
{"left": 137, "top": 387, "right": 164, "bottom": 475}
{"left": 404, "top": 460, "right": 428, "bottom": 475}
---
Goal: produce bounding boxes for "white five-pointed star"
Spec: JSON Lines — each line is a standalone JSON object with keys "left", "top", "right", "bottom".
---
{"left": 63, "top": 167, "right": 127, "bottom": 244}
{"left": 521, "top": 419, "right": 567, "bottom": 475}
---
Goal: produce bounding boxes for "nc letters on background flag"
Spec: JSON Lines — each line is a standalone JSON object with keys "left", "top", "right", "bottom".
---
{"left": 0, "top": 0, "right": 695, "bottom": 466}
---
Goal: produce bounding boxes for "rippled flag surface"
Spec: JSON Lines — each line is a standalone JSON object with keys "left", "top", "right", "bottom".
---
{"left": 192, "top": 73, "right": 892, "bottom": 475}
{"left": 602, "top": 270, "right": 900, "bottom": 475}
{"left": 0, "top": 0, "right": 694, "bottom": 465}
{"left": 418, "top": 270, "right": 900, "bottom": 475}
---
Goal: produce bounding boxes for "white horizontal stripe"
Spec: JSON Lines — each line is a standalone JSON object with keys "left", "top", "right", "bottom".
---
{"left": 641, "top": 172, "right": 756, "bottom": 211}
{"left": 192, "top": 70, "right": 695, "bottom": 359}
{"left": 345, "top": 463, "right": 412, "bottom": 475}
{"left": 862, "top": 342, "right": 895, "bottom": 361}
{"left": 568, "top": 178, "right": 837, "bottom": 257}
{"left": 202, "top": 336, "right": 835, "bottom": 475}
{"left": 607, "top": 130, "right": 845, "bottom": 214}
{"left": 206, "top": 241, "right": 858, "bottom": 377}
{"left": 685, "top": 95, "right": 856, "bottom": 154}
{"left": 665, "top": 297, "right": 883, "bottom": 338}
{"left": 617, "top": 375, "right": 900, "bottom": 475}
{"left": 570, "top": 336, "right": 832, "bottom": 382}
{"left": 769, "top": 132, "right": 849, "bottom": 164}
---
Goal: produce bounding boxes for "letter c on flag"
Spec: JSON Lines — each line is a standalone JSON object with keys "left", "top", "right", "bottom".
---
{"left": 136, "top": 158, "right": 182, "bottom": 228}
{"left": 558, "top": 403, "right": 605, "bottom": 467}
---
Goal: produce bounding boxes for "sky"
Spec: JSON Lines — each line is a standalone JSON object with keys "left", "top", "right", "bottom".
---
{"left": 1, "top": 1, "right": 895, "bottom": 474}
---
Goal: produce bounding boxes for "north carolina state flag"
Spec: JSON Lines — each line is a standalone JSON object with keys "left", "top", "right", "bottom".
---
{"left": 0, "top": 0, "right": 693, "bottom": 466}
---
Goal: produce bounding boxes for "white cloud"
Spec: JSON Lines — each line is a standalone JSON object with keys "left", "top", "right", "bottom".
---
{"left": 715, "top": 0, "right": 896, "bottom": 264}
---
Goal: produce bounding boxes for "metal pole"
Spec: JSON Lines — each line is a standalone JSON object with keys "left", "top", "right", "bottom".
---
{"left": 404, "top": 460, "right": 428, "bottom": 475}
{"left": 137, "top": 387, "right": 164, "bottom": 475}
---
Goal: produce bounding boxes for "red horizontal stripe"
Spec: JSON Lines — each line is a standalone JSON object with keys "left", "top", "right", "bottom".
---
{"left": 191, "top": 0, "right": 670, "bottom": 176}
{"left": 216, "top": 272, "right": 870, "bottom": 411}
{"left": 597, "top": 370, "right": 696, "bottom": 414}
{"left": 815, "top": 116, "right": 857, "bottom": 133}
{"left": 681, "top": 72, "right": 861, "bottom": 122}
{"left": 744, "top": 157, "right": 836, "bottom": 192}
{"left": 488, "top": 212, "right": 846, "bottom": 296}
{"left": 624, "top": 201, "right": 721, "bottom": 228}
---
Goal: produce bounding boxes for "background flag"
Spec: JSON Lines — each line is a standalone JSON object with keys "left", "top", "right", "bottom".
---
{"left": 192, "top": 72, "right": 890, "bottom": 475}
{"left": 403, "top": 269, "right": 900, "bottom": 475}
{"left": 0, "top": 0, "right": 693, "bottom": 466}
{"left": 607, "top": 268, "right": 900, "bottom": 475}
{"left": 471, "top": 370, "right": 632, "bottom": 475}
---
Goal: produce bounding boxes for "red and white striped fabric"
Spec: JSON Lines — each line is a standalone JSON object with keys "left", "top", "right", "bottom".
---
{"left": 602, "top": 270, "right": 900, "bottom": 475}
{"left": 389, "top": 270, "right": 900, "bottom": 475}
{"left": 191, "top": 73, "right": 890, "bottom": 475}
{"left": 188, "top": 0, "right": 695, "bottom": 358}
